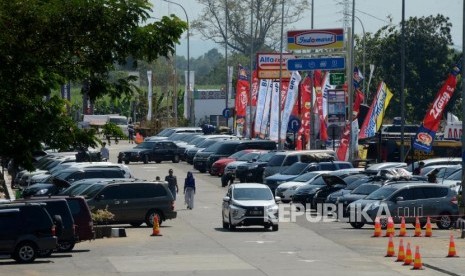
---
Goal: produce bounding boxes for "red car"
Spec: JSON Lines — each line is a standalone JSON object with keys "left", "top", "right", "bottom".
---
{"left": 210, "top": 150, "right": 263, "bottom": 176}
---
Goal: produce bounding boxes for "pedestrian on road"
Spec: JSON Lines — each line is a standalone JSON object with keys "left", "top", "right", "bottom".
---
{"left": 184, "top": 171, "right": 196, "bottom": 210}
{"left": 100, "top": 142, "right": 109, "bottom": 161}
{"left": 128, "top": 125, "right": 135, "bottom": 143}
{"left": 165, "top": 169, "right": 178, "bottom": 200}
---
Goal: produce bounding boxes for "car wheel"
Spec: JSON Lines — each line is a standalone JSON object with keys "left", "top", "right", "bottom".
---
{"left": 222, "top": 216, "right": 229, "bottom": 229}
{"left": 350, "top": 222, "right": 365, "bottom": 229}
{"left": 57, "top": 241, "right": 75, "bottom": 252}
{"left": 124, "top": 160, "right": 130, "bottom": 164}
{"left": 130, "top": 222, "right": 142, "bottom": 227}
{"left": 437, "top": 213, "right": 453, "bottom": 229}
{"left": 228, "top": 216, "right": 236, "bottom": 231}
{"left": 143, "top": 155, "right": 149, "bottom": 164}
{"left": 199, "top": 169, "right": 206, "bottom": 173}
{"left": 272, "top": 225, "right": 279, "bottom": 231}
{"left": 155, "top": 160, "right": 162, "bottom": 163}
{"left": 172, "top": 155, "right": 180, "bottom": 163}
{"left": 145, "top": 210, "right": 162, "bottom": 227}
{"left": 117, "top": 159, "right": 122, "bottom": 164}
{"left": 37, "top": 249, "right": 53, "bottom": 258}
{"left": 281, "top": 199, "right": 291, "bottom": 204}
{"left": 13, "top": 242, "right": 37, "bottom": 263}
{"left": 209, "top": 170, "right": 215, "bottom": 176}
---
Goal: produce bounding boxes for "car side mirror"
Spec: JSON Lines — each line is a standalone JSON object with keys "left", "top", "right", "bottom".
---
{"left": 274, "top": 196, "right": 281, "bottom": 202}
{"left": 395, "top": 196, "right": 404, "bottom": 202}
{"left": 223, "top": 196, "right": 230, "bottom": 202}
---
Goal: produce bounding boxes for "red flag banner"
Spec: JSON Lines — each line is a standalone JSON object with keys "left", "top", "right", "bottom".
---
{"left": 353, "top": 89, "right": 364, "bottom": 119}
{"left": 251, "top": 70, "right": 259, "bottom": 106}
{"left": 336, "top": 120, "right": 351, "bottom": 161}
{"left": 314, "top": 71, "right": 327, "bottom": 141}
{"left": 297, "top": 75, "right": 312, "bottom": 150}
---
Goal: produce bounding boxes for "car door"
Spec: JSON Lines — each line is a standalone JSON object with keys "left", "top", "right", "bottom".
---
{"left": 93, "top": 185, "right": 127, "bottom": 222}
{"left": 122, "top": 183, "right": 165, "bottom": 222}
{"left": 164, "top": 142, "right": 177, "bottom": 161}
{"left": 390, "top": 188, "right": 415, "bottom": 222}
{"left": 0, "top": 210, "right": 20, "bottom": 251}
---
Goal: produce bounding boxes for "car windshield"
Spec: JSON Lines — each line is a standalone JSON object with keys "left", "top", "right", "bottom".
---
{"left": 256, "top": 152, "right": 276, "bottom": 162}
{"left": 352, "top": 184, "right": 380, "bottom": 195}
{"left": 204, "top": 141, "right": 223, "bottom": 152}
{"left": 301, "top": 176, "right": 326, "bottom": 187}
{"left": 233, "top": 187, "right": 273, "bottom": 200}
{"left": 135, "top": 141, "right": 155, "bottom": 149}
{"left": 109, "top": 117, "right": 127, "bottom": 125}
{"left": 229, "top": 151, "right": 249, "bottom": 159}
{"left": 345, "top": 177, "right": 370, "bottom": 190}
{"left": 267, "top": 154, "right": 286, "bottom": 166}
{"left": 365, "top": 187, "right": 397, "bottom": 200}
{"left": 60, "top": 183, "right": 94, "bottom": 196}
{"left": 436, "top": 167, "right": 460, "bottom": 179}
{"left": 282, "top": 163, "right": 309, "bottom": 175}
{"left": 190, "top": 137, "right": 205, "bottom": 146}
{"left": 78, "top": 184, "right": 105, "bottom": 198}
{"left": 445, "top": 169, "right": 462, "bottom": 181}
{"left": 238, "top": 152, "right": 261, "bottom": 162}
{"left": 293, "top": 171, "right": 322, "bottom": 182}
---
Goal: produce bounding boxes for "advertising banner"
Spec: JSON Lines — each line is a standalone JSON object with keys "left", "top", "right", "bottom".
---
{"left": 280, "top": 71, "right": 302, "bottom": 141}
{"left": 359, "top": 82, "right": 393, "bottom": 139}
{"left": 269, "top": 82, "right": 280, "bottom": 141}
{"left": 287, "top": 28, "right": 344, "bottom": 50}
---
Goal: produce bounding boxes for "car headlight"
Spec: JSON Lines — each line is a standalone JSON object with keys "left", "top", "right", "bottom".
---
{"left": 267, "top": 204, "right": 279, "bottom": 217}
{"left": 230, "top": 205, "right": 246, "bottom": 218}
{"left": 289, "top": 185, "right": 298, "bottom": 191}
{"left": 36, "top": 188, "right": 48, "bottom": 195}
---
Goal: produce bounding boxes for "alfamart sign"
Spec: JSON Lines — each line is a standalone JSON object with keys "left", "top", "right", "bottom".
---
{"left": 287, "top": 28, "right": 344, "bottom": 50}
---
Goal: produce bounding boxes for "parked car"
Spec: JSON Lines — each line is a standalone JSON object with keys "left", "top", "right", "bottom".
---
{"left": 406, "top": 158, "right": 462, "bottom": 173}
{"left": 262, "top": 150, "right": 337, "bottom": 180}
{"left": 15, "top": 198, "right": 76, "bottom": 253}
{"left": 335, "top": 183, "right": 383, "bottom": 217}
{"left": 220, "top": 151, "right": 269, "bottom": 187}
{"left": 185, "top": 136, "right": 237, "bottom": 164}
{"left": 347, "top": 182, "right": 459, "bottom": 229}
{"left": 118, "top": 140, "right": 181, "bottom": 164}
{"left": 0, "top": 203, "right": 57, "bottom": 263}
{"left": 275, "top": 171, "right": 332, "bottom": 203}
{"left": 222, "top": 183, "right": 279, "bottom": 231}
{"left": 265, "top": 161, "right": 353, "bottom": 193}
{"left": 77, "top": 180, "right": 177, "bottom": 227}
{"left": 235, "top": 151, "right": 285, "bottom": 183}
{"left": 211, "top": 149, "right": 260, "bottom": 177}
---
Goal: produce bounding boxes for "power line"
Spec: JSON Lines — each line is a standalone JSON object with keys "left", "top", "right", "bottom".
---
{"left": 355, "top": 8, "right": 392, "bottom": 25}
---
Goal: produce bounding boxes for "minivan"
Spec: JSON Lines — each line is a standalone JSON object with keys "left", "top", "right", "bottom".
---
{"left": 348, "top": 183, "right": 459, "bottom": 229}
{"left": 78, "top": 180, "right": 177, "bottom": 227}
{"left": 262, "top": 150, "right": 338, "bottom": 180}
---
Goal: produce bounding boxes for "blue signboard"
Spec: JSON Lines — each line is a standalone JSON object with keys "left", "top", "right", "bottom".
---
{"left": 287, "top": 57, "right": 345, "bottom": 71}
{"left": 288, "top": 117, "right": 301, "bottom": 132}
{"left": 222, "top": 108, "right": 231, "bottom": 119}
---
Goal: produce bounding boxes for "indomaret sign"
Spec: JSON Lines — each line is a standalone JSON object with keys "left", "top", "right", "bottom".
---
{"left": 287, "top": 29, "right": 344, "bottom": 50}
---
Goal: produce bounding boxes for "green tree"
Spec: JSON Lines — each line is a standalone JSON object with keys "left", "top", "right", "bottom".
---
{"left": 0, "top": 0, "right": 187, "bottom": 169}
{"left": 359, "top": 14, "right": 457, "bottom": 122}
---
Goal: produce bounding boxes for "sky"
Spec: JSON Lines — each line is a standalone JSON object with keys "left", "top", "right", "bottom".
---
{"left": 152, "top": 0, "right": 464, "bottom": 58}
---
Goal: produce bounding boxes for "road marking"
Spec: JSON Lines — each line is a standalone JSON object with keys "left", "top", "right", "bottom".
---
{"left": 280, "top": 251, "right": 297, "bottom": 255}
{"left": 298, "top": 259, "right": 317, "bottom": 263}
{"left": 245, "top": 241, "right": 275, "bottom": 244}
{"left": 142, "top": 166, "right": 159, "bottom": 169}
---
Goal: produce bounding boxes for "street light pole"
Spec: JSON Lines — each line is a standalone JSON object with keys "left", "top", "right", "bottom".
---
{"left": 353, "top": 15, "right": 366, "bottom": 96}
{"left": 163, "top": 0, "right": 191, "bottom": 126}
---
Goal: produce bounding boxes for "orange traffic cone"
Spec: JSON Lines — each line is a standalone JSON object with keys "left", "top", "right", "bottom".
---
{"left": 413, "top": 217, "right": 422, "bottom": 237}
{"left": 385, "top": 234, "right": 396, "bottom": 257}
{"left": 385, "top": 217, "right": 395, "bottom": 237}
{"left": 425, "top": 216, "right": 433, "bottom": 237}
{"left": 447, "top": 234, "right": 458, "bottom": 257}
{"left": 150, "top": 215, "right": 162, "bottom": 236}
{"left": 396, "top": 238, "right": 405, "bottom": 262}
{"left": 372, "top": 217, "right": 382, "bottom": 237}
{"left": 403, "top": 242, "right": 413, "bottom": 265}
{"left": 412, "top": 246, "right": 423, "bottom": 270}
{"left": 398, "top": 216, "right": 407, "bottom": 237}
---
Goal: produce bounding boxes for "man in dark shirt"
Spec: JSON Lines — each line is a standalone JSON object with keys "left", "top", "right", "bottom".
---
{"left": 165, "top": 169, "right": 179, "bottom": 200}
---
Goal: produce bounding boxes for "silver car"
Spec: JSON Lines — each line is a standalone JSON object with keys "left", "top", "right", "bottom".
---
{"left": 222, "top": 183, "right": 279, "bottom": 231}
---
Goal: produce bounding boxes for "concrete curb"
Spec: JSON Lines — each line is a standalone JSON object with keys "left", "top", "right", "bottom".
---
{"left": 111, "top": 228, "right": 127, "bottom": 237}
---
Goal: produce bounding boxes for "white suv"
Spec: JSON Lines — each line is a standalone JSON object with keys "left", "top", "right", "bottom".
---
{"left": 222, "top": 183, "right": 279, "bottom": 231}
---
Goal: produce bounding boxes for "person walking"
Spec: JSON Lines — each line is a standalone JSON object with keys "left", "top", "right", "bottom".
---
{"left": 413, "top": 161, "right": 425, "bottom": 175}
{"left": 100, "top": 142, "right": 109, "bottom": 161}
{"left": 184, "top": 171, "right": 196, "bottom": 210}
{"left": 165, "top": 169, "right": 178, "bottom": 200}
{"left": 128, "top": 124, "right": 135, "bottom": 143}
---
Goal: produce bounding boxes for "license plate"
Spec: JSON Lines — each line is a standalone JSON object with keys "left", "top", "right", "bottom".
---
{"left": 250, "top": 211, "right": 263, "bottom": 215}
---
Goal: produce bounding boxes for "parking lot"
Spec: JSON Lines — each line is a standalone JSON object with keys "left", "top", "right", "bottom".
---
{"left": 1, "top": 141, "right": 464, "bottom": 275}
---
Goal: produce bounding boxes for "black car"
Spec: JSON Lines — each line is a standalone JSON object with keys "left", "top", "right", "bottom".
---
{"left": 118, "top": 140, "right": 180, "bottom": 164}
{"left": 235, "top": 151, "right": 282, "bottom": 183}
{"left": 0, "top": 203, "right": 57, "bottom": 263}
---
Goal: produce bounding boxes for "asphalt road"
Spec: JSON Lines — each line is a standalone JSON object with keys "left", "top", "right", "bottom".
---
{"left": 1, "top": 141, "right": 464, "bottom": 275}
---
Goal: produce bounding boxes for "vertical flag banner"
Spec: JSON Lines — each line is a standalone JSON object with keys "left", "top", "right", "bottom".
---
{"left": 353, "top": 89, "right": 364, "bottom": 119}
{"left": 359, "top": 82, "right": 393, "bottom": 139}
{"left": 280, "top": 71, "right": 302, "bottom": 141}
{"left": 235, "top": 65, "right": 250, "bottom": 137}
{"left": 254, "top": 79, "right": 270, "bottom": 137}
{"left": 251, "top": 70, "right": 259, "bottom": 106}
{"left": 413, "top": 66, "right": 460, "bottom": 152}
{"left": 269, "top": 81, "right": 280, "bottom": 141}
{"left": 147, "top": 70, "right": 153, "bottom": 121}
{"left": 353, "top": 66, "right": 364, "bottom": 89}
{"left": 297, "top": 75, "right": 312, "bottom": 150}
{"left": 314, "top": 71, "right": 328, "bottom": 141}
{"left": 260, "top": 80, "right": 273, "bottom": 137}
{"left": 337, "top": 120, "right": 351, "bottom": 161}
